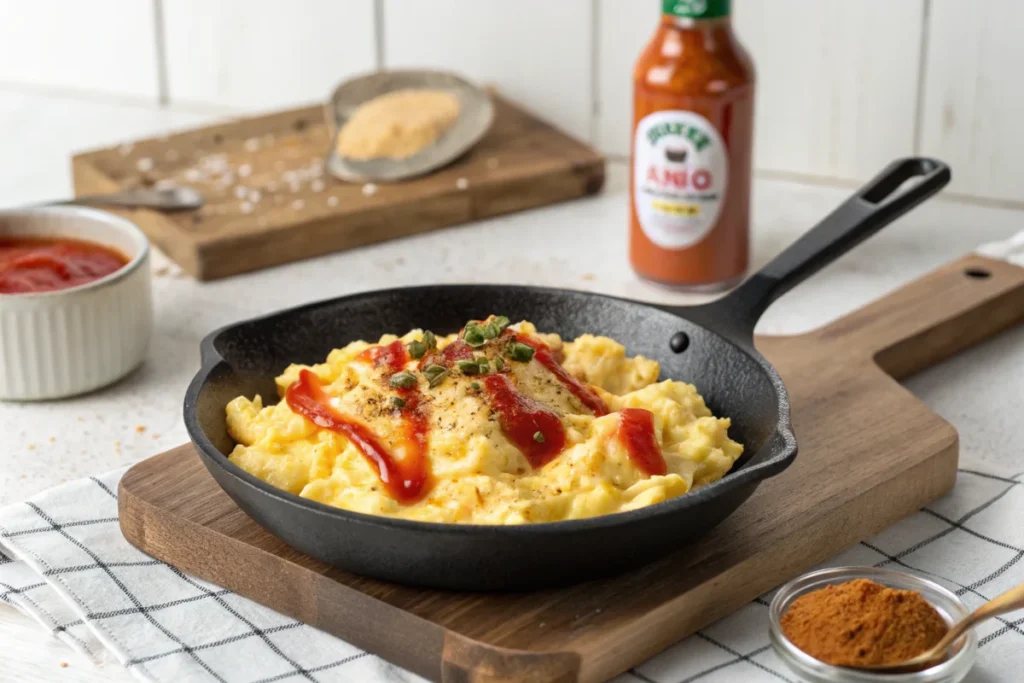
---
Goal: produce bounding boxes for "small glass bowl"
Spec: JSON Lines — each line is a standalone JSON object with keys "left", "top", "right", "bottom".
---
{"left": 769, "top": 566, "right": 977, "bottom": 683}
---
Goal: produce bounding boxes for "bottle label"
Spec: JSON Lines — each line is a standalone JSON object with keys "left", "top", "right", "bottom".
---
{"left": 633, "top": 110, "right": 728, "bottom": 250}
{"left": 662, "top": 0, "right": 731, "bottom": 19}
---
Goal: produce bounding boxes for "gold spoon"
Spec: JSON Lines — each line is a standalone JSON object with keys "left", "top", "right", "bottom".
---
{"left": 850, "top": 580, "right": 1024, "bottom": 673}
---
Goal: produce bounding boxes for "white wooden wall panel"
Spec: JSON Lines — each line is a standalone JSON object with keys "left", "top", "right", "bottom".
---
{"left": 162, "top": 0, "right": 377, "bottom": 110}
{"left": 733, "top": 0, "right": 925, "bottom": 181}
{"left": 919, "top": 0, "right": 1024, "bottom": 203}
{"left": 595, "top": 0, "right": 660, "bottom": 156}
{"left": 0, "top": 0, "right": 158, "bottom": 100}
{"left": 382, "top": 0, "right": 593, "bottom": 137}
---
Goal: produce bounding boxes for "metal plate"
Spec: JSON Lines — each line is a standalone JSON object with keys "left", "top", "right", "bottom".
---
{"left": 324, "top": 70, "right": 495, "bottom": 183}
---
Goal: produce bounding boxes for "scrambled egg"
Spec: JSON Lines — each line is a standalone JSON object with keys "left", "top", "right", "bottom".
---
{"left": 226, "top": 319, "right": 743, "bottom": 524}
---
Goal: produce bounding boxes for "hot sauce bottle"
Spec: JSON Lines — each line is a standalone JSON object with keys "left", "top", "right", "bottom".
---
{"left": 630, "top": 0, "right": 755, "bottom": 290}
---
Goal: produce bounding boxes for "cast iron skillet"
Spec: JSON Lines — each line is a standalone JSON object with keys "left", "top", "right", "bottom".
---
{"left": 185, "top": 157, "right": 950, "bottom": 590}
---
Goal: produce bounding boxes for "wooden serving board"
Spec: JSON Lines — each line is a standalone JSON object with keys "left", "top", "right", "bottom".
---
{"left": 72, "top": 95, "right": 604, "bottom": 281}
{"left": 119, "top": 254, "right": 1024, "bottom": 682}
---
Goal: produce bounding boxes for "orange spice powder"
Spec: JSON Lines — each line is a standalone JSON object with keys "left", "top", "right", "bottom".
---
{"left": 781, "top": 578, "right": 949, "bottom": 667}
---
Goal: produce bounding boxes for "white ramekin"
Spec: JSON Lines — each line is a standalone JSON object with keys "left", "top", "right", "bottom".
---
{"left": 0, "top": 207, "right": 153, "bottom": 400}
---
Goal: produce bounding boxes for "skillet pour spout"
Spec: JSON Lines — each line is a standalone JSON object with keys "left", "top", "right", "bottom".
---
{"left": 184, "top": 157, "right": 950, "bottom": 590}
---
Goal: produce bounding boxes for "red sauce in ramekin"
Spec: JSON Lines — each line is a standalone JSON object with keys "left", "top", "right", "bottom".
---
{"left": 0, "top": 237, "right": 129, "bottom": 294}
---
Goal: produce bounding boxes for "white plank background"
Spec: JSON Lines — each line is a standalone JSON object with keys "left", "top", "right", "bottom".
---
{"left": 381, "top": 0, "right": 594, "bottom": 136}
{"left": 0, "top": 0, "right": 1020, "bottom": 203}
{"left": 0, "top": 0, "right": 159, "bottom": 100}
{"left": 733, "top": 0, "right": 926, "bottom": 182}
{"left": 162, "top": 0, "right": 377, "bottom": 110}
{"left": 919, "top": 0, "right": 1024, "bottom": 203}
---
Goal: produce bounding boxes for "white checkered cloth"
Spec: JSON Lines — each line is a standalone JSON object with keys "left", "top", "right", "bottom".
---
{"left": 1, "top": 235, "right": 1022, "bottom": 683}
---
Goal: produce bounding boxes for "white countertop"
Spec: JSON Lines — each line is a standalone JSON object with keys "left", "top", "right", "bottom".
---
{"left": 1, "top": 88, "right": 1022, "bottom": 682}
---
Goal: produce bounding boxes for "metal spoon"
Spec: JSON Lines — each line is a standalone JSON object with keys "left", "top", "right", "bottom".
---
{"left": 45, "top": 187, "right": 204, "bottom": 212}
{"left": 851, "top": 580, "right": 1024, "bottom": 673}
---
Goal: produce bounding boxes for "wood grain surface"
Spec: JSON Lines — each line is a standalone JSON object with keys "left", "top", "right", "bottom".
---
{"left": 71, "top": 96, "right": 605, "bottom": 281}
{"left": 119, "top": 254, "right": 1024, "bottom": 682}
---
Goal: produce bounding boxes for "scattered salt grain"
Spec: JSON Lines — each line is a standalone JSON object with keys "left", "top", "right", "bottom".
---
{"left": 327, "top": 196, "right": 339, "bottom": 208}
{"left": 118, "top": 143, "right": 134, "bottom": 157}
{"left": 184, "top": 168, "right": 202, "bottom": 183}
{"left": 238, "top": 164, "right": 252, "bottom": 178}
{"left": 362, "top": 183, "right": 378, "bottom": 197}
{"left": 455, "top": 177, "right": 469, "bottom": 190}
{"left": 136, "top": 157, "right": 154, "bottom": 172}
{"left": 240, "top": 201, "right": 253, "bottom": 214}
{"left": 248, "top": 189, "right": 261, "bottom": 203}
{"left": 234, "top": 186, "right": 248, "bottom": 200}
{"left": 292, "top": 199, "right": 305, "bottom": 210}
{"left": 311, "top": 179, "right": 325, "bottom": 193}
{"left": 245, "top": 138, "right": 260, "bottom": 152}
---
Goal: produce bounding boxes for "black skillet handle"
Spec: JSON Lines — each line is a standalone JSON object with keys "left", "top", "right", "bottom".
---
{"left": 691, "top": 157, "right": 952, "bottom": 340}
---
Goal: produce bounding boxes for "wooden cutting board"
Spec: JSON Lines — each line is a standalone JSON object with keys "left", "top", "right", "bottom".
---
{"left": 71, "top": 95, "right": 604, "bottom": 281}
{"left": 119, "top": 254, "right": 1024, "bottom": 683}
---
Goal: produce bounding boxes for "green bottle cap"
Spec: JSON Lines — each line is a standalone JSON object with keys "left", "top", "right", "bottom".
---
{"left": 663, "top": 0, "right": 731, "bottom": 19}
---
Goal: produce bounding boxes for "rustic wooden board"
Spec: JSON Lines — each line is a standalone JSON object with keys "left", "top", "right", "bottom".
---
{"left": 119, "top": 254, "right": 1024, "bottom": 682}
{"left": 72, "top": 96, "right": 605, "bottom": 281}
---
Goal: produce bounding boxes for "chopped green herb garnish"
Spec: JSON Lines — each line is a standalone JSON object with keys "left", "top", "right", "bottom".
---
{"left": 492, "top": 315, "right": 510, "bottom": 332}
{"left": 494, "top": 356, "right": 505, "bottom": 371}
{"left": 407, "top": 340, "right": 426, "bottom": 359}
{"left": 463, "top": 325, "right": 486, "bottom": 347}
{"left": 508, "top": 342, "right": 535, "bottom": 362}
{"left": 422, "top": 330, "right": 437, "bottom": 350}
{"left": 456, "top": 359, "right": 481, "bottom": 375}
{"left": 470, "top": 381, "right": 481, "bottom": 391}
{"left": 477, "top": 357, "right": 490, "bottom": 373}
{"left": 391, "top": 396, "right": 406, "bottom": 409}
{"left": 389, "top": 372, "right": 417, "bottom": 389}
{"left": 533, "top": 431, "right": 545, "bottom": 443}
{"left": 483, "top": 321, "right": 500, "bottom": 340}
{"left": 423, "top": 364, "right": 448, "bottom": 388}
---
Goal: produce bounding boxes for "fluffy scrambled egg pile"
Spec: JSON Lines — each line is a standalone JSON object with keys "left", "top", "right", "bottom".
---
{"left": 226, "top": 318, "right": 743, "bottom": 524}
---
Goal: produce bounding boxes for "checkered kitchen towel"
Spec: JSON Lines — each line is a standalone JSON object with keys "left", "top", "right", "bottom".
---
{"left": 2, "top": 235, "right": 1022, "bottom": 683}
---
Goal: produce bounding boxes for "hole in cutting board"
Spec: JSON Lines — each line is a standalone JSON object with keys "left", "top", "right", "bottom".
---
{"left": 964, "top": 267, "right": 992, "bottom": 279}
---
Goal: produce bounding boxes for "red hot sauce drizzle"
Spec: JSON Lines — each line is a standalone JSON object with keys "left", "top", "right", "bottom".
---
{"left": 417, "top": 338, "right": 474, "bottom": 370}
{"left": 288, "top": 341, "right": 430, "bottom": 504}
{"left": 616, "top": 408, "right": 667, "bottom": 476}
{"left": 357, "top": 339, "right": 408, "bottom": 373}
{"left": 513, "top": 333, "right": 609, "bottom": 416}
{"left": 481, "top": 373, "right": 566, "bottom": 468}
